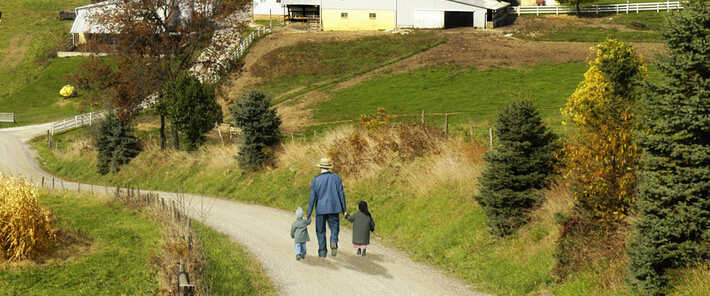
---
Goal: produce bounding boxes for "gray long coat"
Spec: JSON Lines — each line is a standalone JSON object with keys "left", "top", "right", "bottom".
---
{"left": 345, "top": 212, "right": 375, "bottom": 245}
{"left": 291, "top": 217, "right": 311, "bottom": 243}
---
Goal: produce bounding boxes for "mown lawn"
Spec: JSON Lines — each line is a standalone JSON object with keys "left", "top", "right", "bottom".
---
{"left": 0, "top": 191, "right": 161, "bottom": 296}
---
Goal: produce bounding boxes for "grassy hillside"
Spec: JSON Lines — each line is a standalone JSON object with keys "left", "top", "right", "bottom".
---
{"left": 0, "top": 0, "right": 90, "bottom": 127}
{"left": 30, "top": 124, "right": 710, "bottom": 295}
{"left": 0, "top": 191, "right": 162, "bottom": 295}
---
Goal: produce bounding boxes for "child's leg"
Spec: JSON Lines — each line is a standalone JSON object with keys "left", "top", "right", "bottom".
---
{"left": 294, "top": 243, "right": 300, "bottom": 256}
{"left": 301, "top": 242, "right": 307, "bottom": 256}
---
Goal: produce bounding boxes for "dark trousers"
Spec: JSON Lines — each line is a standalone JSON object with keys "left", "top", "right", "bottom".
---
{"left": 315, "top": 213, "right": 340, "bottom": 256}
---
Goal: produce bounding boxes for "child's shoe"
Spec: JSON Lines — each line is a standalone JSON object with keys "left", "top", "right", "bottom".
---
{"left": 296, "top": 254, "right": 302, "bottom": 261}
{"left": 362, "top": 249, "right": 366, "bottom": 257}
{"left": 356, "top": 248, "right": 361, "bottom": 255}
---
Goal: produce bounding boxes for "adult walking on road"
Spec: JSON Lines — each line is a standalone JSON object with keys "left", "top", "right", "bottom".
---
{"left": 307, "top": 157, "right": 346, "bottom": 257}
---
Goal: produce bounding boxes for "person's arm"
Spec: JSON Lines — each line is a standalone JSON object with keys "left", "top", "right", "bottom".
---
{"left": 338, "top": 178, "right": 346, "bottom": 214}
{"left": 345, "top": 212, "right": 355, "bottom": 222}
{"left": 306, "top": 217, "right": 311, "bottom": 225}
{"left": 307, "top": 178, "right": 317, "bottom": 218}
{"left": 290, "top": 224, "right": 296, "bottom": 238}
{"left": 370, "top": 216, "right": 375, "bottom": 232}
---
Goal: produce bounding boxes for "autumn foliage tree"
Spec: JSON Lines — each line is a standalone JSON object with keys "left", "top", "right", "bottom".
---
{"left": 561, "top": 39, "right": 645, "bottom": 224}
{"left": 555, "top": 39, "right": 645, "bottom": 278}
{"left": 73, "top": 0, "right": 247, "bottom": 144}
{"left": 628, "top": 1, "right": 710, "bottom": 294}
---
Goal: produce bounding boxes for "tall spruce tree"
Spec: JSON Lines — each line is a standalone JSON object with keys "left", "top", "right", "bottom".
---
{"left": 629, "top": 1, "right": 710, "bottom": 294}
{"left": 475, "top": 98, "right": 559, "bottom": 236}
{"left": 94, "top": 113, "right": 141, "bottom": 175}
{"left": 229, "top": 90, "right": 282, "bottom": 171}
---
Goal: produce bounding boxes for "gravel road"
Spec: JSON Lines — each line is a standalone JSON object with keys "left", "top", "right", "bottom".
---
{"left": 0, "top": 123, "right": 490, "bottom": 296}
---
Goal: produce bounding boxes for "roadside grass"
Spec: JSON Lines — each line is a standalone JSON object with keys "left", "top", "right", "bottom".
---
{"left": 0, "top": 190, "right": 161, "bottom": 295}
{"left": 250, "top": 31, "right": 447, "bottom": 101}
{"left": 31, "top": 123, "right": 710, "bottom": 295}
{"left": 0, "top": 57, "right": 86, "bottom": 127}
{"left": 0, "top": 0, "right": 89, "bottom": 116}
{"left": 193, "top": 222, "right": 276, "bottom": 296}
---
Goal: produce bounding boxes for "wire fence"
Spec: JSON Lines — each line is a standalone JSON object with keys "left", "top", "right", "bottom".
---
{"left": 509, "top": 1, "right": 682, "bottom": 15}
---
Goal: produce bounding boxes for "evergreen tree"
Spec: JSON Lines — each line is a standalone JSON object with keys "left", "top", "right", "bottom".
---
{"left": 229, "top": 90, "right": 282, "bottom": 171}
{"left": 629, "top": 1, "right": 710, "bottom": 294}
{"left": 162, "top": 73, "right": 222, "bottom": 151}
{"left": 94, "top": 113, "right": 141, "bottom": 175}
{"left": 475, "top": 98, "right": 559, "bottom": 236}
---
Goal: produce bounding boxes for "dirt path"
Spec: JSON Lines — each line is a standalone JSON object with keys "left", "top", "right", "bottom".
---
{"left": 0, "top": 124, "right": 490, "bottom": 296}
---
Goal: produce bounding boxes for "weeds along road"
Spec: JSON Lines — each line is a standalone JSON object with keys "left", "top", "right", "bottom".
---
{"left": 0, "top": 123, "right": 490, "bottom": 296}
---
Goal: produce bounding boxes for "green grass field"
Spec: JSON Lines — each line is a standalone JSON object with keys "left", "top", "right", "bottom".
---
{"left": 251, "top": 32, "right": 447, "bottom": 101}
{"left": 0, "top": 0, "right": 90, "bottom": 127}
{"left": 0, "top": 191, "right": 162, "bottom": 295}
{"left": 512, "top": 12, "right": 669, "bottom": 42}
{"left": 194, "top": 222, "right": 275, "bottom": 296}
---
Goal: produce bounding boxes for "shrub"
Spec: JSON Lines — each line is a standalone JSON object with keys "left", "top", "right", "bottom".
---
{"left": 229, "top": 90, "right": 282, "bottom": 171}
{"left": 94, "top": 113, "right": 142, "bottom": 175}
{"left": 162, "top": 73, "right": 222, "bottom": 151}
{"left": 474, "top": 99, "right": 559, "bottom": 237}
{"left": 328, "top": 109, "right": 444, "bottom": 177}
{"left": 629, "top": 1, "right": 710, "bottom": 294}
{"left": 0, "top": 174, "right": 56, "bottom": 261}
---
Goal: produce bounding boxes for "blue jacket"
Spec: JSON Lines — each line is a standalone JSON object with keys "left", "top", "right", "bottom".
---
{"left": 308, "top": 171, "right": 346, "bottom": 216}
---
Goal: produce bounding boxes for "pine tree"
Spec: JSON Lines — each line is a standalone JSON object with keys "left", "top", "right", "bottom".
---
{"left": 229, "top": 90, "right": 282, "bottom": 171}
{"left": 94, "top": 113, "right": 141, "bottom": 175}
{"left": 629, "top": 1, "right": 710, "bottom": 294}
{"left": 162, "top": 73, "right": 222, "bottom": 151}
{"left": 475, "top": 98, "right": 559, "bottom": 236}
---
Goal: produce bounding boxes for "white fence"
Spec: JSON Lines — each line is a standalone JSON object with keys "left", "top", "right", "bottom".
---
{"left": 230, "top": 26, "right": 270, "bottom": 60}
{"left": 510, "top": 1, "right": 682, "bottom": 15}
{"left": 50, "top": 111, "right": 106, "bottom": 135}
{"left": 0, "top": 113, "right": 15, "bottom": 123}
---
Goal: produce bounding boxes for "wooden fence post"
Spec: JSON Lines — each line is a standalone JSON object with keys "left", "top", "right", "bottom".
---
{"left": 421, "top": 110, "right": 425, "bottom": 123}
{"left": 52, "top": 178, "right": 55, "bottom": 189}
{"left": 469, "top": 121, "right": 473, "bottom": 143}
{"left": 116, "top": 184, "right": 120, "bottom": 199}
{"left": 444, "top": 114, "right": 449, "bottom": 136}
{"left": 489, "top": 128, "right": 493, "bottom": 150}
{"left": 78, "top": 181, "right": 81, "bottom": 193}
{"left": 41, "top": 177, "right": 44, "bottom": 188}
{"left": 61, "top": 179, "right": 64, "bottom": 189}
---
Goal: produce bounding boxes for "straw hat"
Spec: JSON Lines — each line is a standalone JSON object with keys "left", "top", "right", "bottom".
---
{"left": 316, "top": 157, "right": 333, "bottom": 169}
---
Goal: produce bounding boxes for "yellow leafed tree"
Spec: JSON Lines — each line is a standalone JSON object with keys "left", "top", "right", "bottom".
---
{"left": 561, "top": 39, "right": 646, "bottom": 223}
{"left": 0, "top": 173, "right": 56, "bottom": 261}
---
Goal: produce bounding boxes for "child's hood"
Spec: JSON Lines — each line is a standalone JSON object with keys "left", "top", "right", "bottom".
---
{"left": 295, "top": 206, "right": 304, "bottom": 219}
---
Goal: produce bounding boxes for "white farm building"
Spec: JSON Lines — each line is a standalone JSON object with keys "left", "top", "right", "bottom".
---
{"left": 258, "top": 0, "right": 510, "bottom": 30}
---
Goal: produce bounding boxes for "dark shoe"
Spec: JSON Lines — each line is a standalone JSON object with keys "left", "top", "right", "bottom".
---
{"left": 362, "top": 249, "right": 366, "bottom": 257}
{"left": 296, "top": 255, "right": 302, "bottom": 261}
{"left": 356, "top": 248, "right": 361, "bottom": 255}
{"left": 331, "top": 242, "right": 338, "bottom": 257}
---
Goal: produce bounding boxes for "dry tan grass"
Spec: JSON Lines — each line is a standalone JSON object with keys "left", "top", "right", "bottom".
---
{"left": 0, "top": 174, "right": 56, "bottom": 262}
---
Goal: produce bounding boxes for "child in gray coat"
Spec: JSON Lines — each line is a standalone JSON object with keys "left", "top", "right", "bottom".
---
{"left": 291, "top": 206, "right": 311, "bottom": 260}
{"left": 344, "top": 201, "right": 375, "bottom": 257}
